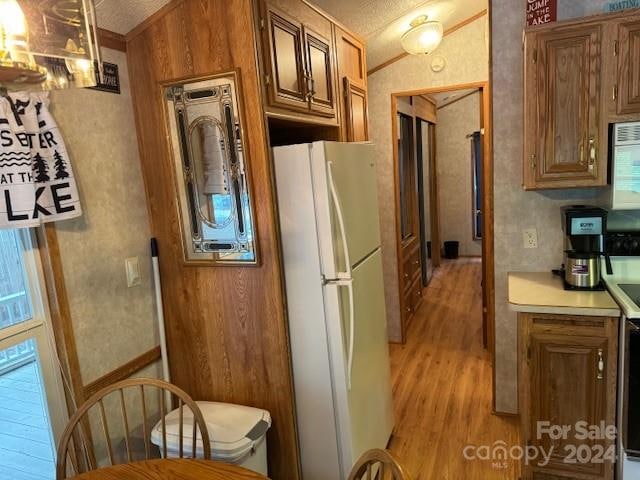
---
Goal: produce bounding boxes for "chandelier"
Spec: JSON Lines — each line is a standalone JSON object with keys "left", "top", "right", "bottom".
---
{"left": 0, "top": 0, "right": 102, "bottom": 91}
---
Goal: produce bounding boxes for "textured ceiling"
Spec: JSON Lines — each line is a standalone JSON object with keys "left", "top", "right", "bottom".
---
{"left": 312, "top": 0, "right": 488, "bottom": 71}
{"left": 94, "top": 0, "right": 171, "bottom": 35}
{"left": 93, "top": 0, "right": 488, "bottom": 71}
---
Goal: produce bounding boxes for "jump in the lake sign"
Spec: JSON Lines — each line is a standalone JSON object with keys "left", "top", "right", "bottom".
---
{"left": 0, "top": 92, "right": 82, "bottom": 228}
{"left": 527, "top": 0, "right": 557, "bottom": 26}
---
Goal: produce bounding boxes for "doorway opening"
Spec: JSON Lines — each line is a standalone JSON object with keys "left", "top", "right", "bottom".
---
{"left": 391, "top": 81, "right": 494, "bottom": 373}
{"left": 387, "top": 82, "right": 511, "bottom": 477}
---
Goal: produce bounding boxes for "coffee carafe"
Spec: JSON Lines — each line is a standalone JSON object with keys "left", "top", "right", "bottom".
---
{"left": 558, "top": 205, "right": 612, "bottom": 290}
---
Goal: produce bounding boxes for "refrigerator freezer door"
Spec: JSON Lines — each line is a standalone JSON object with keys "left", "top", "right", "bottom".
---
{"left": 311, "top": 142, "right": 382, "bottom": 278}
{"left": 325, "top": 248, "right": 394, "bottom": 478}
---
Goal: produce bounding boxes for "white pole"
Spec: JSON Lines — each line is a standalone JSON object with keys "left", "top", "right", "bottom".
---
{"left": 151, "top": 238, "right": 172, "bottom": 409}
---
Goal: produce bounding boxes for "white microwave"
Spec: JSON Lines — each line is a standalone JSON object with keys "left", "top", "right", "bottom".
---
{"left": 611, "top": 121, "right": 640, "bottom": 210}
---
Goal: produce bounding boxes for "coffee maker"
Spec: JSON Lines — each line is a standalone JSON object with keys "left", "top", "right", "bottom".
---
{"left": 558, "top": 205, "right": 613, "bottom": 290}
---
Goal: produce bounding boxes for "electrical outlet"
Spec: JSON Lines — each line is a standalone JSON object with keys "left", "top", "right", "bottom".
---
{"left": 125, "top": 257, "right": 141, "bottom": 287}
{"left": 523, "top": 228, "right": 538, "bottom": 249}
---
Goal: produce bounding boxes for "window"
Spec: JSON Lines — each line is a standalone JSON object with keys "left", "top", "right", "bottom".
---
{"left": 0, "top": 229, "right": 67, "bottom": 479}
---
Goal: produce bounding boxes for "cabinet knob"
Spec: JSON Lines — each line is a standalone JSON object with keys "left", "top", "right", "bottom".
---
{"left": 597, "top": 348, "right": 604, "bottom": 380}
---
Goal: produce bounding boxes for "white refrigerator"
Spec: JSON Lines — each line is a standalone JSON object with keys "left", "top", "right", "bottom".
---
{"left": 273, "top": 141, "right": 394, "bottom": 480}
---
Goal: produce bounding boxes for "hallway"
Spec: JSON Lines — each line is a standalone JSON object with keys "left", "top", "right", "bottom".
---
{"left": 388, "top": 258, "right": 520, "bottom": 480}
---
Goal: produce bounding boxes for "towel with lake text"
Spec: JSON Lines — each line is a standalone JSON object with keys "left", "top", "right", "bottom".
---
{"left": 0, "top": 91, "right": 81, "bottom": 228}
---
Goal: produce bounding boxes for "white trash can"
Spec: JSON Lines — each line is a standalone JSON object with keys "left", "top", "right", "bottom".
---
{"left": 150, "top": 401, "right": 271, "bottom": 475}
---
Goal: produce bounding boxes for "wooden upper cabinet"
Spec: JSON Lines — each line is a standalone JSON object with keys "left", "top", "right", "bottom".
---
{"left": 617, "top": 18, "right": 640, "bottom": 115}
{"left": 335, "top": 26, "right": 368, "bottom": 141}
{"left": 304, "top": 27, "right": 336, "bottom": 117}
{"left": 264, "top": 6, "right": 308, "bottom": 110}
{"left": 344, "top": 78, "right": 368, "bottom": 142}
{"left": 260, "top": 0, "right": 336, "bottom": 119}
{"left": 524, "top": 23, "right": 605, "bottom": 189}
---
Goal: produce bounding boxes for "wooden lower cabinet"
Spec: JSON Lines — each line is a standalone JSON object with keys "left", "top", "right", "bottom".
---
{"left": 401, "top": 242, "right": 422, "bottom": 328}
{"left": 519, "top": 313, "right": 618, "bottom": 480}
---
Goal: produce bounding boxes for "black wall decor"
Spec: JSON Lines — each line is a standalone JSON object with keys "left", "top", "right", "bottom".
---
{"left": 90, "top": 62, "right": 120, "bottom": 94}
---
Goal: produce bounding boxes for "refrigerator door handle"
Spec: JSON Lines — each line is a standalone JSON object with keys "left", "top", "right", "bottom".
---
{"left": 334, "top": 278, "right": 355, "bottom": 390}
{"left": 327, "top": 161, "right": 352, "bottom": 279}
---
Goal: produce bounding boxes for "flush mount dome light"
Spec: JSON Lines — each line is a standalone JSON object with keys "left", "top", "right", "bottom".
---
{"left": 401, "top": 15, "right": 444, "bottom": 55}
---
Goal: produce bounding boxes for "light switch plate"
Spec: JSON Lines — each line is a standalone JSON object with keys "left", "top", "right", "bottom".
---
{"left": 523, "top": 228, "right": 538, "bottom": 249}
{"left": 125, "top": 257, "right": 141, "bottom": 287}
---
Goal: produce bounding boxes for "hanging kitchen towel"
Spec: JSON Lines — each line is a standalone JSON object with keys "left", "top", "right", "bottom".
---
{"left": 0, "top": 91, "right": 82, "bottom": 228}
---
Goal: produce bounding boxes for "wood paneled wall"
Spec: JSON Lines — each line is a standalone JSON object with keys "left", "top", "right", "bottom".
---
{"left": 126, "top": 1, "right": 299, "bottom": 478}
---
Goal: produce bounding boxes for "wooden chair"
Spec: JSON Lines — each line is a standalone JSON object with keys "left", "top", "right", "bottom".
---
{"left": 56, "top": 378, "right": 211, "bottom": 479}
{"left": 348, "top": 449, "right": 412, "bottom": 480}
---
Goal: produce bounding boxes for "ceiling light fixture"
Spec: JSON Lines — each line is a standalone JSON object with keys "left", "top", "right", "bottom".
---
{"left": 401, "top": 15, "right": 444, "bottom": 56}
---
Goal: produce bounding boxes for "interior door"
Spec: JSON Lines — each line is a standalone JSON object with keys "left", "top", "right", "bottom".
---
{"left": 0, "top": 229, "right": 67, "bottom": 480}
{"left": 529, "top": 333, "right": 609, "bottom": 478}
{"left": 618, "top": 19, "right": 640, "bottom": 115}
{"left": 531, "top": 24, "right": 603, "bottom": 187}
{"left": 304, "top": 27, "right": 336, "bottom": 117}
{"left": 338, "top": 249, "right": 393, "bottom": 473}
{"left": 320, "top": 142, "right": 381, "bottom": 269}
{"left": 263, "top": 3, "right": 308, "bottom": 111}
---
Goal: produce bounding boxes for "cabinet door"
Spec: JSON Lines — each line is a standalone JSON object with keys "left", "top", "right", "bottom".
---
{"left": 618, "top": 19, "right": 640, "bottom": 115}
{"left": 263, "top": 4, "right": 309, "bottom": 111}
{"left": 524, "top": 25, "right": 604, "bottom": 189}
{"left": 527, "top": 333, "right": 611, "bottom": 479}
{"left": 335, "top": 26, "right": 368, "bottom": 141}
{"left": 304, "top": 27, "right": 336, "bottom": 117}
{"left": 344, "top": 78, "right": 368, "bottom": 142}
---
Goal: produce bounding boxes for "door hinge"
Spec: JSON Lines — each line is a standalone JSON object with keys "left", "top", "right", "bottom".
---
{"left": 530, "top": 154, "right": 537, "bottom": 170}
{"left": 614, "top": 40, "right": 619, "bottom": 56}
{"left": 265, "top": 74, "right": 271, "bottom": 86}
{"left": 260, "top": 18, "right": 265, "bottom": 30}
{"left": 613, "top": 84, "right": 619, "bottom": 101}
{"left": 532, "top": 49, "right": 537, "bottom": 63}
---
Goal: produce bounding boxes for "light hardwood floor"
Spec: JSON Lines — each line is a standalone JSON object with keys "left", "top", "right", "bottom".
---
{"left": 388, "top": 258, "right": 520, "bottom": 480}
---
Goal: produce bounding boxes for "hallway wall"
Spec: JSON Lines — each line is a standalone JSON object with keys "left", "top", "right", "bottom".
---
{"left": 436, "top": 92, "right": 482, "bottom": 258}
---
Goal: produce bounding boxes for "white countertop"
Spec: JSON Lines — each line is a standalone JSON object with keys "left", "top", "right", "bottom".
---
{"left": 508, "top": 272, "right": 621, "bottom": 317}
{"left": 602, "top": 257, "right": 640, "bottom": 319}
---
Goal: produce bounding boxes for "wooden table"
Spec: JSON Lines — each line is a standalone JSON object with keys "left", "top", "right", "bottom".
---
{"left": 68, "top": 459, "right": 268, "bottom": 480}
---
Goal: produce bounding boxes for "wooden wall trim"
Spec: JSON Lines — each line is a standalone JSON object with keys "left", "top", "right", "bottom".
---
{"left": 37, "top": 225, "right": 86, "bottom": 407}
{"left": 367, "top": 9, "right": 488, "bottom": 76}
{"left": 97, "top": 28, "right": 127, "bottom": 52}
{"left": 83, "top": 346, "right": 162, "bottom": 397}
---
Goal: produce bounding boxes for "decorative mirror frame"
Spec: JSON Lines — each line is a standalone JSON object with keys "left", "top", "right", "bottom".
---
{"left": 163, "top": 71, "right": 259, "bottom": 266}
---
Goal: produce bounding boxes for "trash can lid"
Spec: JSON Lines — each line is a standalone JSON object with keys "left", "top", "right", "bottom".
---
{"left": 150, "top": 401, "right": 272, "bottom": 461}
